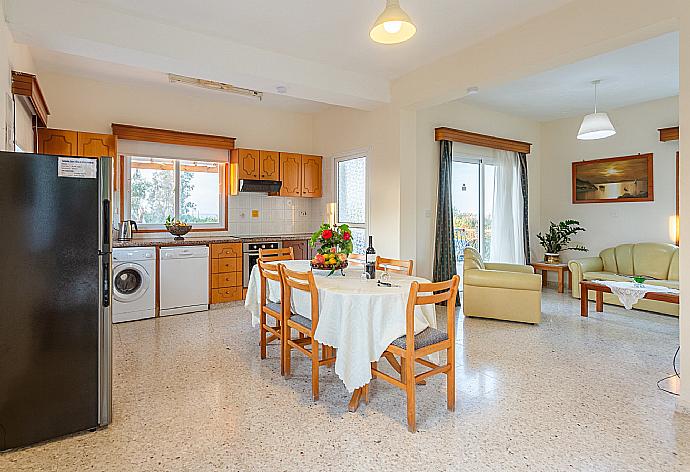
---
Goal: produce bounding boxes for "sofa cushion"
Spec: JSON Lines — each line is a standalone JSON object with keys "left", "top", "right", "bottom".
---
{"left": 583, "top": 271, "right": 632, "bottom": 283}
{"left": 645, "top": 279, "right": 679, "bottom": 290}
{"left": 633, "top": 243, "right": 676, "bottom": 280}
{"left": 668, "top": 250, "right": 679, "bottom": 281}
{"left": 614, "top": 244, "right": 635, "bottom": 276}
{"left": 600, "top": 248, "right": 618, "bottom": 274}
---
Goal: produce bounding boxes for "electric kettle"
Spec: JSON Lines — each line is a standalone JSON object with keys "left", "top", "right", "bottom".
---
{"left": 118, "top": 220, "right": 138, "bottom": 241}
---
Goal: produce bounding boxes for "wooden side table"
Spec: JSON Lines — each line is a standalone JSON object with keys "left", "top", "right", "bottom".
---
{"left": 530, "top": 262, "right": 571, "bottom": 293}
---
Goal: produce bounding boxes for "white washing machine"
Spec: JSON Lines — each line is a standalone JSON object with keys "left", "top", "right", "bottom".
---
{"left": 112, "top": 247, "right": 156, "bottom": 323}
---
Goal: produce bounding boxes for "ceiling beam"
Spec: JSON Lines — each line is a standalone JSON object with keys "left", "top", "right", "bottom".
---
{"left": 5, "top": 0, "right": 390, "bottom": 110}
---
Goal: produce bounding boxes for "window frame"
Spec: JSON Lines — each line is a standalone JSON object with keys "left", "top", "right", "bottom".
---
{"left": 452, "top": 154, "right": 494, "bottom": 257}
{"left": 333, "top": 149, "right": 369, "bottom": 253}
{"left": 122, "top": 154, "right": 228, "bottom": 232}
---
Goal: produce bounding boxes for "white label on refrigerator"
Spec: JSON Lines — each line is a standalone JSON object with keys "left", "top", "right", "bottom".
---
{"left": 57, "top": 157, "right": 97, "bottom": 179}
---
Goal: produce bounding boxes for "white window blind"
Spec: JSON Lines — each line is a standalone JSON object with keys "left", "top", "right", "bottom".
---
{"left": 14, "top": 99, "right": 34, "bottom": 153}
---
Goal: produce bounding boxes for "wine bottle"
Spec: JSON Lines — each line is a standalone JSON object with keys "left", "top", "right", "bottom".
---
{"left": 365, "top": 235, "right": 376, "bottom": 280}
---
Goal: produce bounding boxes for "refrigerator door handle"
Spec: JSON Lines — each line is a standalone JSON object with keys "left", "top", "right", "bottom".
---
{"left": 102, "top": 199, "right": 111, "bottom": 248}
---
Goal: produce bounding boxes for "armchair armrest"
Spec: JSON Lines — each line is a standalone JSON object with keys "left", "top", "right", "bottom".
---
{"left": 484, "top": 262, "right": 535, "bottom": 274}
{"left": 464, "top": 269, "right": 542, "bottom": 291}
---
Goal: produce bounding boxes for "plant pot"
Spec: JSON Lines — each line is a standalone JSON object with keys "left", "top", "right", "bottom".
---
{"left": 544, "top": 253, "right": 560, "bottom": 264}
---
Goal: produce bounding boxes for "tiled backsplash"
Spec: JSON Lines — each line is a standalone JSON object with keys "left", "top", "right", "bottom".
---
{"left": 229, "top": 193, "right": 326, "bottom": 236}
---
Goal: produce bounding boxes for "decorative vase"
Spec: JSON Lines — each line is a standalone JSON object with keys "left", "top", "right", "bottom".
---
{"left": 544, "top": 253, "right": 560, "bottom": 264}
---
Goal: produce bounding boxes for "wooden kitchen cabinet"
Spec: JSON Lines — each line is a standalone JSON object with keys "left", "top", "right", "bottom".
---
{"left": 259, "top": 150, "right": 280, "bottom": 180}
{"left": 37, "top": 128, "right": 78, "bottom": 156}
{"left": 279, "top": 153, "right": 302, "bottom": 197}
{"left": 301, "top": 155, "right": 322, "bottom": 198}
{"left": 210, "top": 242, "right": 243, "bottom": 304}
{"left": 283, "top": 239, "right": 309, "bottom": 260}
{"left": 237, "top": 148, "right": 260, "bottom": 180}
{"left": 37, "top": 128, "right": 116, "bottom": 159}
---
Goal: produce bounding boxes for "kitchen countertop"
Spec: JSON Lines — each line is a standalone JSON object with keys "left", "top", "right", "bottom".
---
{"left": 112, "top": 233, "right": 313, "bottom": 248}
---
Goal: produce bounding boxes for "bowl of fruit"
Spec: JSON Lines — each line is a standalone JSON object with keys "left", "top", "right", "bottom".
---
{"left": 165, "top": 216, "right": 192, "bottom": 241}
{"left": 311, "top": 251, "right": 348, "bottom": 275}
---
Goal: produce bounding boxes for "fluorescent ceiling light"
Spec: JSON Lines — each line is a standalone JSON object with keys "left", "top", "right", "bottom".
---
{"left": 370, "top": 0, "right": 416, "bottom": 44}
{"left": 168, "top": 74, "right": 263, "bottom": 101}
{"left": 578, "top": 80, "right": 615, "bottom": 140}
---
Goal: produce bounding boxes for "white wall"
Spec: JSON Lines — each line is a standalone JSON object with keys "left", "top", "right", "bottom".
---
{"left": 38, "top": 71, "right": 326, "bottom": 237}
{"left": 540, "top": 97, "right": 679, "bottom": 263}
{"left": 413, "top": 100, "right": 543, "bottom": 278}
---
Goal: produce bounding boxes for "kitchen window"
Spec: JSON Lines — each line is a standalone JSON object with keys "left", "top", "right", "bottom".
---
{"left": 124, "top": 155, "right": 227, "bottom": 230}
{"left": 334, "top": 152, "right": 368, "bottom": 254}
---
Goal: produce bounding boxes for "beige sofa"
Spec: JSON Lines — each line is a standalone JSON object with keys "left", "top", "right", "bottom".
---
{"left": 568, "top": 243, "right": 679, "bottom": 316}
{"left": 462, "top": 247, "right": 542, "bottom": 324}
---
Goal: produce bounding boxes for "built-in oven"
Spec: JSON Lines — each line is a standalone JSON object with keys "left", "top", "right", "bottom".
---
{"left": 243, "top": 241, "right": 282, "bottom": 287}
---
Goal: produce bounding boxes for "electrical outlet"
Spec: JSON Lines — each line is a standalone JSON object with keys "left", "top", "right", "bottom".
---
{"left": 299, "top": 210, "right": 308, "bottom": 217}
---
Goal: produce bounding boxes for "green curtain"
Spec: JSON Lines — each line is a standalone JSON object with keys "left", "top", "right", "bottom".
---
{"left": 433, "top": 140, "right": 459, "bottom": 305}
{"left": 518, "top": 152, "right": 530, "bottom": 264}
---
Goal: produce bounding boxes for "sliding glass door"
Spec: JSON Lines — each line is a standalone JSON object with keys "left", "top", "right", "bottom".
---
{"left": 452, "top": 157, "right": 495, "bottom": 273}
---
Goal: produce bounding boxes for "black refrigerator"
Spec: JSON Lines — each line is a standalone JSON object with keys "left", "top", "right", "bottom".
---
{"left": 0, "top": 152, "right": 112, "bottom": 451}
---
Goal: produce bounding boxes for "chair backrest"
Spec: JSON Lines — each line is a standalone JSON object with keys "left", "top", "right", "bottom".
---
{"left": 279, "top": 265, "right": 319, "bottom": 331}
{"left": 257, "top": 260, "right": 283, "bottom": 307}
{"left": 375, "top": 256, "right": 414, "bottom": 275}
{"left": 403, "top": 275, "right": 460, "bottom": 352}
{"left": 259, "top": 247, "right": 294, "bottom": 262}
{"left": 348, "top": 253, "right": 366, "bottom": 267}
{"left": 462, "top": 247, "right": 484, "bottom": 271}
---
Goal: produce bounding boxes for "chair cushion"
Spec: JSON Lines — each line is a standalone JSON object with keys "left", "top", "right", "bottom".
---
{"left": 289, "top": 314, "right": 312, "bottom": 330}
{"left": 614, "top": 244, "right": 635, "bottom": 276}
{"left": 264, "top": 302, "right": 282, "bottom": 314}
{"left": 583, "top": 271, "right": 632, "bottom": 283}
{"left": 391, "top": 327, "right": 449, "bottom": 350}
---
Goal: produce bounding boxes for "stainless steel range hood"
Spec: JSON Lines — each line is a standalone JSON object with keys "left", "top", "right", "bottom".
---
{"left": 239, "top": 179, "right": 282, "bottom": 193}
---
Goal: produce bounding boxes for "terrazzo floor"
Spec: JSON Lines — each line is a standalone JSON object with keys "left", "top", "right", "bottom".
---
{"left": 1, "top": 289, "right": 688, "bottom": 471}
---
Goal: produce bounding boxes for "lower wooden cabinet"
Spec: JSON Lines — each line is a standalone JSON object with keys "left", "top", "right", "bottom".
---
{"left": 210, "top": 242, "right": 243, "bottom": 303}
{"left": 282, "top": 239, "right": 309, "bottom": 260}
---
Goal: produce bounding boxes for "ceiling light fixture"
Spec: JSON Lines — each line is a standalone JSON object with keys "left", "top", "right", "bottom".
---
{"left": 577, "top": 80, "right": 616, "bottom": 140}
{"left": 168, "top": 74, "right": 263, "bottom": 101}
{"left": 370, "top": 0, "right": 416, "bottom": 45}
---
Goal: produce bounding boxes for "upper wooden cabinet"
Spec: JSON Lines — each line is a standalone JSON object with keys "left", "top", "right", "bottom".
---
{"left": 37, "top": 129, "right": 77, "bottom": 156}
{"left": 280, "top": 153, "right": 302, "bottom": 197}
{"left": 78, "top": 132, "right": 116, "bottom": 158}
{"left": 301, "top": 155, "right": 322, "bottom": 198}
{"left": 237, "top": 148, "right": 259, "bottom": 179}
{"left": 37, "top": 128, "right": 116, "bottom": 158}
{"left": 259, "top": 150, "right": 280, "bottom": 180}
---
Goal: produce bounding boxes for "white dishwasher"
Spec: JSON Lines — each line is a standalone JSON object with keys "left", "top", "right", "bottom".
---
{"left": 160, "top": 246, "right": 209, "bottom": 316}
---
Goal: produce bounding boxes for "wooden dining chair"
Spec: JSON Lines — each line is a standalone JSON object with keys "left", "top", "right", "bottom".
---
{"left": 279, "top": 265, "right": 336, "bottom": 401}
{"left": 375, "top": 256, "right": 414, "bottom": 275}
{"left": 259, "top": 247, "right": 294, "bottom": 262}
{"left": 370, "top": 275, "right": 460, "bottom": 432}
{"left": 257, "top": 260, "right": 286, "bottom": 375}
{"left": 348, "top": 253, "right": 366, "bottom": 267}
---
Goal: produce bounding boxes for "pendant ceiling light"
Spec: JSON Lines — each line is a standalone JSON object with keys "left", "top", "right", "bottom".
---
{"left": 577, "top": 80, "right": 616, "bottom": 140}
{"left": 370, "top": 0, "right": 416, "bottom": 44}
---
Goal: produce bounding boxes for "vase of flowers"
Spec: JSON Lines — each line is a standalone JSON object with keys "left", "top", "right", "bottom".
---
{"left": 536, "top": 219, "right": 587, "bottom": 264}
{"left": 309, "top": 223, "right": 353, "bottom": 275}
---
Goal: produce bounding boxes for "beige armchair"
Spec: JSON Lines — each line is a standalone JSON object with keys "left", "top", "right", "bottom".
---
{"left": 462, "top": 247, "right": 542, "bottom": 324}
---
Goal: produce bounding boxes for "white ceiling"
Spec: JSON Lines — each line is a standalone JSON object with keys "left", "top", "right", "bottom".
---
{"left": 5, "top": 0, "right": 576, "bottom": 109}
{"left": 463, "top": 32, "right": 679, "bottom": 121}
{"left": 30, "top": 48, "right": 332, "bottom": 114}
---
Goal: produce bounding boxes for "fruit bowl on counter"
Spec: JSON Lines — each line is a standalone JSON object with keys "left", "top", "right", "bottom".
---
{"left": 165, "top": 217, "right": 192, "bottom": 241}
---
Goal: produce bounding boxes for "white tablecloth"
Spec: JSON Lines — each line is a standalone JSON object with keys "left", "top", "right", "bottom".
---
{"left": 245, "top": 260, "right": 437, "bottom": 391}
{"left": 591, "top": 280, "right": 679, "bottom": 310}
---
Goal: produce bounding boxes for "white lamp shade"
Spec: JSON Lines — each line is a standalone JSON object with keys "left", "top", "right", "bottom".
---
{"left": 577, "top": 112, "right": 616, "bottom": 140}
{"left": 370, "top": 0, "right": 416, "bottom": 44}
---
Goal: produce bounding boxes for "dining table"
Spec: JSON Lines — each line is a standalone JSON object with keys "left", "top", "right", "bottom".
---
{"left": 244, "top": 259, "right": 438, "bottom": 411}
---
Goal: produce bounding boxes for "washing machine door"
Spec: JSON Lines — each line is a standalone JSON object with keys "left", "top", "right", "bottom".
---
{"left": 113, "top": 262, "right": 151, "bottom": 303}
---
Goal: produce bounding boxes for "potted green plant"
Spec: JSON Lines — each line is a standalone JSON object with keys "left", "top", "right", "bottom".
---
{"left": 536, "top": 220, "right": 587, "bottom": 264}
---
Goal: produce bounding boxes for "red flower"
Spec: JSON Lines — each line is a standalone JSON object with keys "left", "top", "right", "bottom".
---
{"left": 343, "top": 231, "right": 351, "bottom": 241}
{"left": 322, "top": 229, "right": 333, "bottom": 239}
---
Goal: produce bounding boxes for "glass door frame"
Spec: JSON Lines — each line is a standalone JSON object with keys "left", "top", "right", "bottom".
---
{"left": 453, "top": 155, "right": 491, "bottom": 257}
{"left": 333, "top": 148, "right": 370, "bottom": 252}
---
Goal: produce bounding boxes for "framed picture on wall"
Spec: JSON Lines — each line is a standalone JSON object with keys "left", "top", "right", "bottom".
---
{"left": 572, "top": 153, "right": 654, "bottom": 204}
